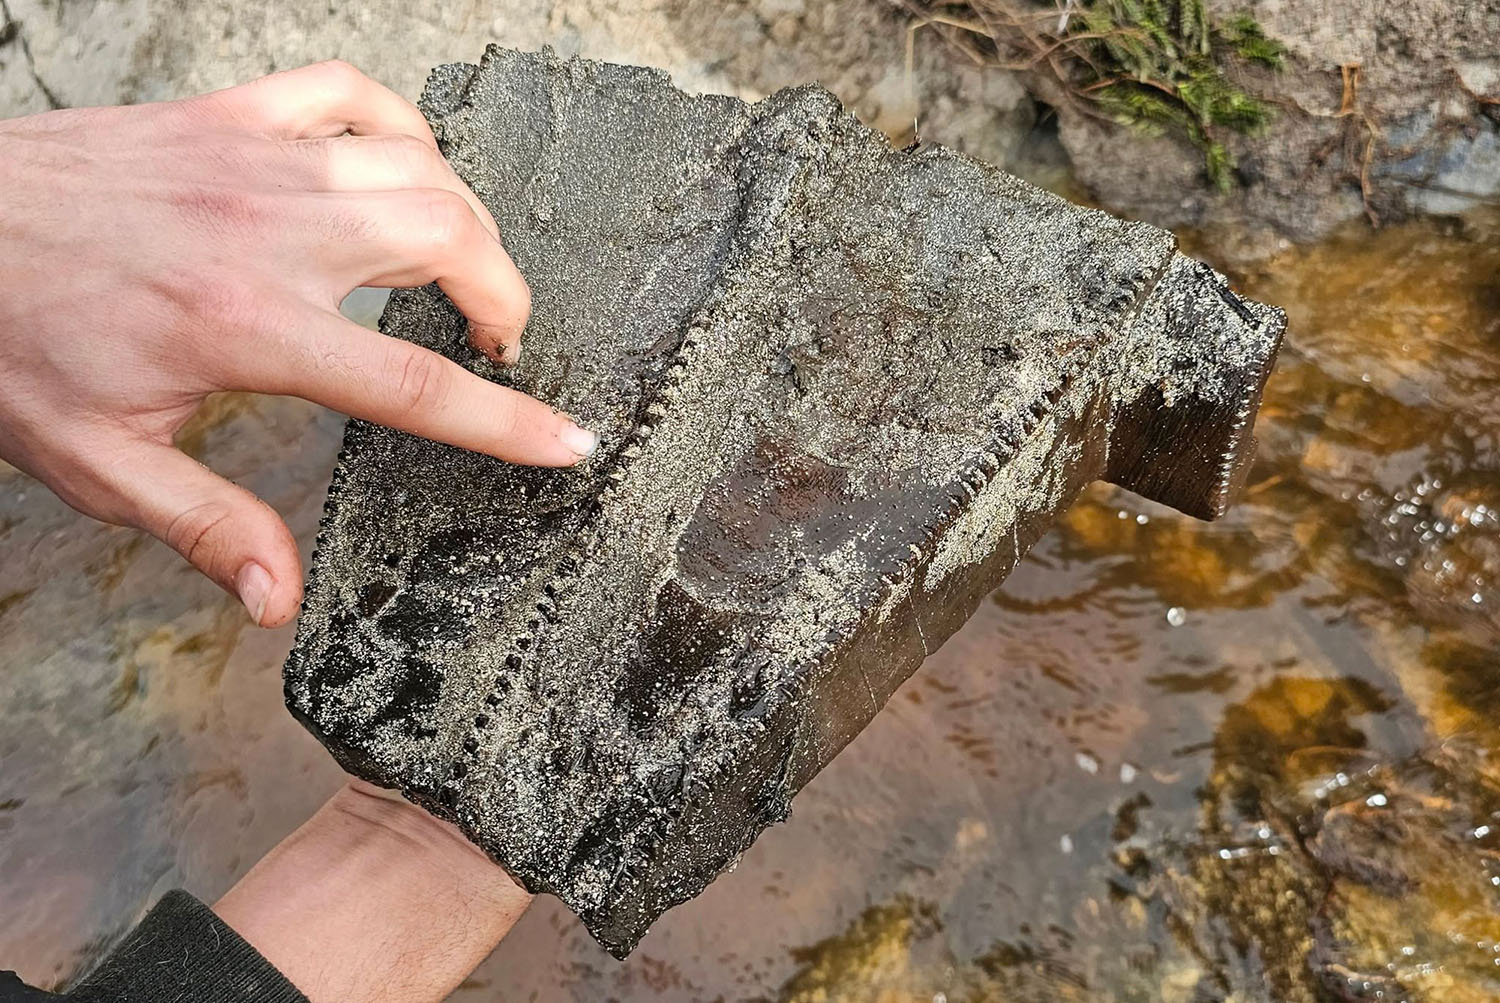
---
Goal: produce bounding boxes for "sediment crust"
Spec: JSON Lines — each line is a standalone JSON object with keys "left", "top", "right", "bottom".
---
{"left": 285, "top": 46, "right": 1284, "bottom": 957}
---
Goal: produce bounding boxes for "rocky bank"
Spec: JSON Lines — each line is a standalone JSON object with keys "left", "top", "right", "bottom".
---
{"left": 2, "top": 0, "right": 1495, "bottom": 249}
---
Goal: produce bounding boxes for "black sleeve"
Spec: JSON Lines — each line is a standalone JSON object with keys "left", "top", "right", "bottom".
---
{"left": 2, "top": 891, "right": 308, "bottom": 1003}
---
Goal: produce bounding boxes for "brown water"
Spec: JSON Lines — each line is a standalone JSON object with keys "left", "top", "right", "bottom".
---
{"left": 2, "top": 210, "right": 1497, "bottom": 1001}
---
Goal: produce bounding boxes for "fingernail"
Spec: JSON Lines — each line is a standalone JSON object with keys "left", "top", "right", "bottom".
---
{"left": 506, "top": 340, "right": 522, "bottom": 365}
{"left": 236, "top": 562, "right": 273, "bottom": 626}
{"left": 559, "top": 421, "right": 599, "bottom": 459}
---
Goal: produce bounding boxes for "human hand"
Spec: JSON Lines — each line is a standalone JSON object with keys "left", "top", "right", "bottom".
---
{"left": 214, "top": 780, "right": 530, "bottom": 1003}
{"left": 0, "top": 61, "right": 597, "bottom": 627}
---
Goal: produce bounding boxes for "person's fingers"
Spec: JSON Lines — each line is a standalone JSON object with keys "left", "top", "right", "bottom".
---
{"left": 106, "top": 442, "right": 303, "bottom": 627}
{"left": 286, "top": 134, "right": 500, "bottom": 241}
{"left": 243, "top": 307, "right": 597, "bottom": 466}
{"left": 199, "top": 60, "right": 437, "bottom": 148}
{"left": 310, "top": 188, "right": 529, "bottom": 364}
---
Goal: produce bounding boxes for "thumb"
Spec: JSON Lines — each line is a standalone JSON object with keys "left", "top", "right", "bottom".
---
{"left": 119, "top": 443, "right": 303, "bottom": 627}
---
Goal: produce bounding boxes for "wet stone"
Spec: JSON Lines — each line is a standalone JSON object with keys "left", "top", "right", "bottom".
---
{"left": 1105, "top": 677, "right": 1500, "bottom": 1003}
{"left": 283, "top": 46, "right": 1285, "bottom": 957}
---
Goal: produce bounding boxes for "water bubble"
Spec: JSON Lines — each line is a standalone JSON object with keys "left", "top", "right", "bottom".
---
{"left": 1367, "top": 793, "right": 1388, "bottom": 807}
{"left": 1166, "top": 607, "right": 1187, "bottom": 627}
{"left": 1135, "top": 513, "right": 1149, "bottom": 525}
{"left": 1059, "top": 834, "right": 1074, "bottom": 854}
{"left": 1119, "top": 762, "right": 1138, "bottom": 784}
{"left": 1075, "top": 752, "right": 1099, "bottom": 774}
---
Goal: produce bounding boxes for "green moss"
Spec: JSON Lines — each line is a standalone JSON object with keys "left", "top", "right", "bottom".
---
{"left": 1065, "top": 1, "right": 1285, "bottom": 191}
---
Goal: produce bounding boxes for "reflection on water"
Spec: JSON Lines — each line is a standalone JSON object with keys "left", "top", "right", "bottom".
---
{"left": 2, "top": 210, "right": 1497, "bottom": 1000}
{"left": 0, "top": 394, "right": 348, "bottom": 986}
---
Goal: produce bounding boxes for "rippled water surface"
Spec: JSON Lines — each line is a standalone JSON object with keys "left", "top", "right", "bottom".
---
{"left": 2, "top": 210, "right": 1497, "bottom": 1001}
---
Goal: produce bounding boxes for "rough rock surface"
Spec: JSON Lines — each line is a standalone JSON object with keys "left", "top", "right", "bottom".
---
{"left": 1020, "top": 0, "right": 1500, "bottom": 242}
{"left": 283, "top": 46, "right": 1284, "bottom": 956}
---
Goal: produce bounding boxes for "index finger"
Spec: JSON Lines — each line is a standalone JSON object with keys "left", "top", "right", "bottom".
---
{"left": 241, "top": 309, "right": 599, "bottom": 468}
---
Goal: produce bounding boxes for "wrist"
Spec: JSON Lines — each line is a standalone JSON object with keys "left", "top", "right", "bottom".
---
{"left": 214, "top": 781, "right": 530, "bottom": 1003}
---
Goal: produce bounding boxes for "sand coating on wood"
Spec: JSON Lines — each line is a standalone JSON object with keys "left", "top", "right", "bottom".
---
{"left": 283, "top": 46, "right": 1284, "bottom": 957}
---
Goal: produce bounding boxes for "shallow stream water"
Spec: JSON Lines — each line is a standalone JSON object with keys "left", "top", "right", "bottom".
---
{"left": 2, "top": 209, "right": 1498, "bottom": 1001}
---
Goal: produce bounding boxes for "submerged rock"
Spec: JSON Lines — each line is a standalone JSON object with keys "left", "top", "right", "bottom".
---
{"left": 1107, "top": 677, "right": 1500, "bottom": 1003}
{"left": 283, "top": 46, "right": 1284, "bottom": 956}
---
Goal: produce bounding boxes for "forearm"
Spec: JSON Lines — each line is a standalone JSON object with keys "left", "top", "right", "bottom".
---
{"left": 213, "top": 783, "right": 530, "bottom": 1003}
